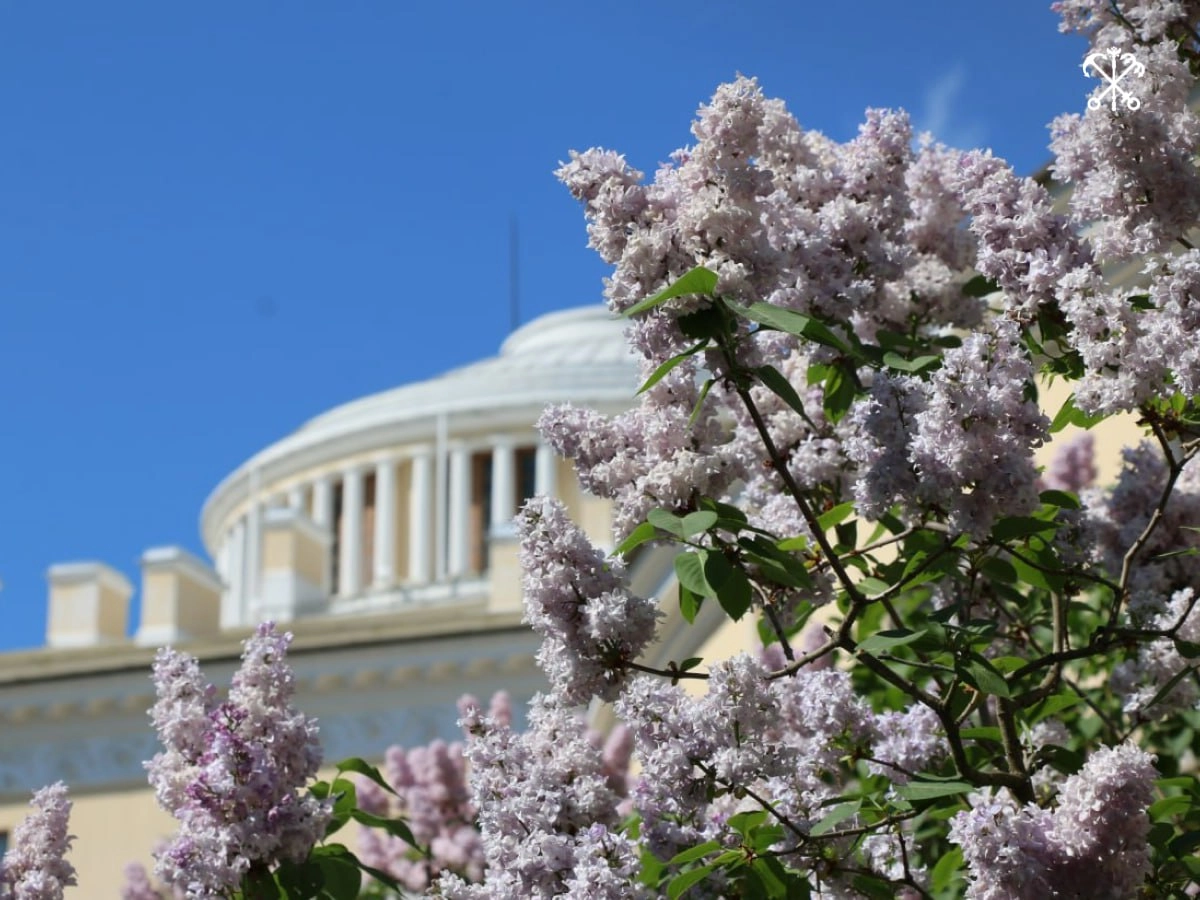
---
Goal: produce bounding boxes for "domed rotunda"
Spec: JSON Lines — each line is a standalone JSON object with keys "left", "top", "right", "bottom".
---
{"left": 0, "top": 304, "right": 703, "bottom": 896}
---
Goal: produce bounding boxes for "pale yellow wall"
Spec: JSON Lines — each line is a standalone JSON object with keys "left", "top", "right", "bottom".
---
{"left": 293, "top": 530, "right": 326, "bottom": 589}
{"left": 175, "top": 577, "right": 220, "bottom": 637}
{"left": 49, "top": 582, "right": 128, "bottom": 644}
{"left": 262, "top": 528, "right": 295, "bottom": 572}
{"left": 1036, "top": 376, "right": 1142, "bottom": 487}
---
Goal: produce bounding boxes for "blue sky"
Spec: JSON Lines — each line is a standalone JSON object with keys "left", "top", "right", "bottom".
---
{"left": 0, "top": 2, "right": 1088, "bottom": 651}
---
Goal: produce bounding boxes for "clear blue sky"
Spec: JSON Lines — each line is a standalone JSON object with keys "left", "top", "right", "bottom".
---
{"left": 0, "top": 2, "right": 1088, "bottom": 651}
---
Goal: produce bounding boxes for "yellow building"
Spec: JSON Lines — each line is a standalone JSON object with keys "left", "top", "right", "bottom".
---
{"left": 0, "top": 306, "right": 710, "bottom": 896}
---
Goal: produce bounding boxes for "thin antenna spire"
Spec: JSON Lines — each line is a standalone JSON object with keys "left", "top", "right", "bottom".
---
{"left": 509, "top": 215, "right": 520, "bottom": 332}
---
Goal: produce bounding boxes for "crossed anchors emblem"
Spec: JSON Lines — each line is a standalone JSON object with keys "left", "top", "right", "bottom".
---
{"left": 1082, "top": 47, "right": 1146, "bottom": 112}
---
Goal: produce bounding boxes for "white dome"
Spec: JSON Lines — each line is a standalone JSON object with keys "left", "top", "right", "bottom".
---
{"left": 200, "top": 305, "right": 639, "bottom": 551}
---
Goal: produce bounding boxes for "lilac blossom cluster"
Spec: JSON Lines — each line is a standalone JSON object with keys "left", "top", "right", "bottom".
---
{"left": 517, "top": 497, "right": 662, "bottom": 703}
{"left": 0, "top": 783, "right": 76, "bottom": 900}
{"left": 847, "top": 320, "right": 1050, "bottom": 535}
{"left": 433, "top": 695, "right": 643, "bottom": 899}
{"left": 950, "top": 743, "right": 1157, "bottom": 899}
{"left": 354, "top": 692, "right": 512, "bottom": 891}
{"left": 145, "top": 623, "right": 330, "bottom": 897}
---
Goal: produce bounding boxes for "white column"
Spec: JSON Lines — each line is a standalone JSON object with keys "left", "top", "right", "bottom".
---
{"left": 408, "top": 448, "right": 433, "bottom": 584}
{"left": 312, "top": 475, "right": 333, "bottom": 527}
{"left": 221, "top": 519, "right": 245, "bottom": 628}
{"left": 246, "top": 501, "right": 261, "bottom": 618}
{"left": 435, "top": 413, "right": 449, "bottom": 579}
{"left": 287, "top": 485, "right": 305, "bottom": 512}
{"left": 447, "top": 446, "right": 470, "bottom": 576}
{"left": 373, "top": 457, "right": 397, "bottom": 590}
{"left": 490, "top": 437, "right": 516, "bottom": 536}
{"left": 535, "top": 442, "right": 557, "bottom": 497}
{"left": 340, "top": 466, "right": 364, "bottom": 597}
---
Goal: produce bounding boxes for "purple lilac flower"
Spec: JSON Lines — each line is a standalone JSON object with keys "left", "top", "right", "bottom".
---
{"left": 145, "top": 623, "right": 330, "bottom": 898}
{"left": 0, "top": 783, "right": 76, "bottom": 900}
{"left": 950, "top": 743, "right": 1157, "bottom": 898}
{"left": 517, "top": 497, "right": 661, "bottom": 703}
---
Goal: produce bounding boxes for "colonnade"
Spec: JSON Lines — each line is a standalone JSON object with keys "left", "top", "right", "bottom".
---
{"left": 216, "top": 439, "right": 557, "bottom": 627}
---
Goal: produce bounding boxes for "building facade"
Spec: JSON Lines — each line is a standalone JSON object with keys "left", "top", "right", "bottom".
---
{"left": 0, "top": 306, "right": 712, "bottom": 896}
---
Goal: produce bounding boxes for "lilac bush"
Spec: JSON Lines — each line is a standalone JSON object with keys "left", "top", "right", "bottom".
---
{"left": 17, "top": 2, "right": 1200, "bottom": 896}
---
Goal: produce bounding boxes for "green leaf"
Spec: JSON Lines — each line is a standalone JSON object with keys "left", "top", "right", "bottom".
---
{"left": 1170, "top": 831, "right": 1200, "bottom": 858}
{"left": 755, "top": 364, "right": 813, "bottom": 423}
{"left": 669, "top": 840, "right": 723, "bottom": 866}
{"left": 334, "top": 758, "right": 397, "bottom": 797}
{"left": 959, "top": 726, "right": 1003, "bottom": 742}
{"left": 822, "top": 363, "right": 858, "bottom": 424}
{"left": 961, "top": 654, "right": 1011, "bottom": 698}
{"left": 616, "top": 521, "right": 659, "bottom": 557}
{"left": 1150, "top": 795, "right": 1193, "bottom": 821}
{"left": 1029, "top": 691, "right": 1079, "bottom": 722}
{"left": 624, "top": 266, "right": 719, "bottom": 317}
{"left": 990, "top": 516, "right": 1059, "bottom": 542}
{"left": 668, "top": 864, "right": 717, "bottom": 900}
{"left": 930, "top": 846, "right": 965, "bottom": 894}
{"left": 896, "top": 779, "right": 975, "bottom": 801}
{"left": 675, "top": 551, "right": 711, "bottom": 595}
{"left": 1175, "top": 639, "right": 1200, "bottom": 659}
{"left": 1039, "top": 489, "right": 1082, "bottom": 510}
{"left": 728, "top": 810, "right": 769, "bottom": 835}
{"left": 817, "top": 502, "right": 856, "bottom": 532}
{"left": 688, "top": 376, "right": 716, "bottom": 428}
{"left": 679, "top": 584, "right": 703, "bottom": 624}
{"left": 649, "top": 508, "right": 686, "bottom": 538}
{"left": 349, "top": 809, "right": 418, "bottom": 847}
{"left": 962, "top": 274, "right": 999, "bottom": 298}
{"left": 856, "top": 576, "right": 890, "bottom": 598}
{"left": 809, "top": 800, "right": 861, "bottom": 836}
{"left": 1049, "top": 393, "right": 1107, "bottom": 433}
{"left": 242, "top": 867, "right": 283, "bottom": 899}
{"left": 681, "top": 510, "right": 719, "bottom": 539}
{"left": 714, "top": 564, "right": 752, "bottom": 621}
{"left": 637, "top": 341, "right": 707, "bottom": 395}
{"left": 882, "top": 351, "right": 941, "bottom": 375}
{"left": 275, "top": 860, "right": 325, "bottom": 898}
{"left": 857, "top": 628, "right": 924, "bottom": 654}
{"left": 731, "top": 302, "right": 851, "bottom": 355}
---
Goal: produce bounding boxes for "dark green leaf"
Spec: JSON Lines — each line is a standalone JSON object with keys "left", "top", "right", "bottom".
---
{"left": 731, "top": 302, "right": 851, "bottom": 355}
{"left": 823, "top": 363, "right": 858, "bottom": 424}
{"left": 681, "top": 511, "right": 719, "bottom": 539}
{"left": 857, "top": 629, "right": 924, "bottom": 654}
{"left": 334, "top": 758, "right": 397, "bottom": 797}
{"left": 882, "top": 351, "right": 941, "bottom": 375}
{"left": 669, "top": 840, "right": 723, "bottom": 865}
{"left": 637, "top": 341, "right": 707, "bottom": 395}
{"left": 728, "top": 810, "right": 769, "bottom": 835}
{"left": 991, "top": 516, "right": 1059, "bottom": 542}
{"left": 817, "top": 502, "right": 856, "bottom": 532}
{"left": 679, "top": 584, "right": 703, "bottom": 624}
{"left": 675, "top": 551, "right": 711, "bottom": 595}
{"left": 616, "top": 521, "right": 659, "bottom": 557}
{"left": 755, "top": 364, "right": 813, "bottom": 423}
{"left": 649, "top": 508, "right": 686, "bottom": 538}
{"left": 809, "top": 801, "right": 861, "bottom": 836}
{"left": 895, "top": 779, "right": 975, "bottom": 801}
{"left": 350, "top": 809, "right": 418, "bottom": 847}
{"left": 961, "top": 655, "right": 1011, "bottom": 697}
{"left": 668, "top": 864, "right": 717, "bottom": 900}
{"left": 625, "top": 267, "right": 719, "bottom": 317}
{"left": 962, "top": 274, "right": 999, "bottom": 298}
